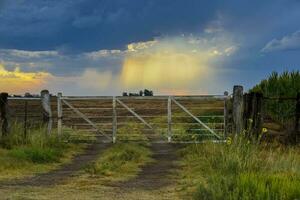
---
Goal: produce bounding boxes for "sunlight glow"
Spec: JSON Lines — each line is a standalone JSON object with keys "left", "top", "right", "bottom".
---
{"left": 0, "top": 64, "right": 51, "bottom": 94}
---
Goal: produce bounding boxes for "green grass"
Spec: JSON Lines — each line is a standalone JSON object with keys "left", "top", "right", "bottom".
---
{"left": 85, "top": 143, "right": 152, "bottom": 181}
{"left": 8, "top": 146, "right": 64, "bottom": 163}
{"left": 177, "top": 137, "right": 300, "bottom": 200}
{"left": 0, "top": 122, "right": 84, "bottom": 180}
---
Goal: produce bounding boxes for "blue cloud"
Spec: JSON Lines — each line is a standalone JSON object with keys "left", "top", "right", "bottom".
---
{"left": 0, "top": 0, "right": 299, "bottom": 94}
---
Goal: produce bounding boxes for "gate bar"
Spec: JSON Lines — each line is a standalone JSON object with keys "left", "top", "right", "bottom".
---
{"left": 171, "top": 98, "right": 222, "bottom": 140}
{"left": 116, "top": 98, "right": 154, "bottom": 130}
{"left": 62, "top": 99, "right": 112, "bottom": 141}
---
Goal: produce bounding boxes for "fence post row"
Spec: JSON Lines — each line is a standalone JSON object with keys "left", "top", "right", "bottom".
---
{"left": 41, "top": 90, "right": 52, "bottom": 135}
{"left": 0, "top": 93, "right": 9, "bottom": 136}
{"left": 232, "top": 85, "right": 244, "bottom": 135}
{"left": 57, "top": 93, "right": 63, "bottom": 136}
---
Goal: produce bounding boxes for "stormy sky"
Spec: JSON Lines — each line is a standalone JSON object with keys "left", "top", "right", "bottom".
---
{"left": 0, "top": 0, "right": 299, "bottom": 95}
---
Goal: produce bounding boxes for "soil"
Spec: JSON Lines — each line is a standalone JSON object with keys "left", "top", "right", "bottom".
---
{"left": 109, "top": 143, "right": 180, "bottom": 191}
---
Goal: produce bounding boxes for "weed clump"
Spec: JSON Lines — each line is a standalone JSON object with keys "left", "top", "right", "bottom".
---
{"left": 85, "top": 143, "right": 152, "bottom": 179}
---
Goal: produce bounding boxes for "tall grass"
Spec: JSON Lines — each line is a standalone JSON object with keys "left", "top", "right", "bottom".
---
{"left": 178, "top": 138, "right": 300, "bottom": 200}
{"left": 0, "top": 122, "right": 71, "bottom": 164}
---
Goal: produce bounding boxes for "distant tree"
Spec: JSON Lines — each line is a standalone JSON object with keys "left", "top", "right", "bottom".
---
{"left": 24, "top": 93, "right": 33, "bottom": 97}
{"left": 139, "top": 90, "right": 144, "bottom": 96}
{"left": 129, "top": 93, "right": 139, "bottom": 96}
{"left": 144, "top": 89, "right": 153, "bottom": 96}
{"left": 122, "top": 92, "right": 128, "bottom": 96}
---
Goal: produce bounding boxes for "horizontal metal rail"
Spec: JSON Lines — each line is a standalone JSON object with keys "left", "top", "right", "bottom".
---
{"left": 62, "top": 107, "right": 225, "bottom": 110}
{"left": 60, "top": 115, "right": 225, "bottom": 119}
{"left": 67, "top": 128, "right": 224, "bottom": 131}
{"left": 61, "top": 95, "right": 227, "bottom": 100}
{"left": 8, "top": 97, "right": 40, "bottom": 100}
{"left": 70, "top": 122, "right": 225, "bottom": 125}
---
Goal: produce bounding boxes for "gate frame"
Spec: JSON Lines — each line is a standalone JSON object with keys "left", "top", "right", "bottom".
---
{"left": 57, "top": 94, "right": 227, "bottom": 143}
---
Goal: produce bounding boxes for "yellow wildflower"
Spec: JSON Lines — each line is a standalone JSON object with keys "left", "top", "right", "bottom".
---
{"left": 226, "top": 137, "right": 232, "bottom": 145}
{"left": 262, "top": 127, "right": 268, "bottom": 134}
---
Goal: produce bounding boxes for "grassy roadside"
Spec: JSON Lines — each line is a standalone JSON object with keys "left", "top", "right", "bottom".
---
{"left": 176, "top": 138, "right": 300, "bottom": 200}
{"left": 0, "top": 123, "right": 85, "bottom": 181}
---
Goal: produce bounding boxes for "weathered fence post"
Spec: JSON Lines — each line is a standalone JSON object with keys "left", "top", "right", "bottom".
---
{"left": 24, "top": 100, "right": 28, "bottom": 139}
{"left": 242, "top": 92, "right": 263, "bottom": 138}
{"left": 253, "top": 93, "right": 263, "bottom": 138}
{"left": 232, "top": 86, "right": 244, "bottom": 135}
{"left": 224, "top": 91, "right": 229, "bottom": 137}
{"left": 243, "top": 92, "right": 253, "bottom": 133}
{"left": 168, "top": 96, "right": 172, "bottom": 142}
{"left": 294, "top": 93, "right": 300, "bottom": 143}
{"left": 0, "top": 93, "right": 9, "bottom": 136}
{"left": 41, "top": 90, "right": 52, "bottom": 135}
{"left": 112, "top": 96, "right": 117, "bottom": 143}
{"left": 57, "top": 93, "right": 62, "bottom": 136}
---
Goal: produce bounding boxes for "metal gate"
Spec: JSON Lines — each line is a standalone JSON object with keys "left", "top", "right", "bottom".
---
{"left": 58, "top": 95, "right": 227, "bottom": 143}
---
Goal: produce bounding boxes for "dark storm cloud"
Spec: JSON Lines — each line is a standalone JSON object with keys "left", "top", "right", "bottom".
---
{"left": 0, "top": 0, "right": 221, "bottom": 52}
{"left": 0, "top": 0, "right": 299, "bottom": 94}
{"left": 0, "top": 0, "right": 299, "bottom": 53}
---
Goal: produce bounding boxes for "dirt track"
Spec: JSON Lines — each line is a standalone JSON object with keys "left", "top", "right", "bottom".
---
{"left": 108, "top": 143, "right": 180, "bottom": 191}
{"left": 0, "top": 141, "right": 112, "bottom": 187}
{"left": 0, "top": 141, "right": 181, "bottom": 200}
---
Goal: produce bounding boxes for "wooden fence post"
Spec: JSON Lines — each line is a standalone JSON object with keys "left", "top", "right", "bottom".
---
{"left": 168, "top": 96, "right": 172, "bottom": 142}
{"left": 253, "top": 93, "right": 263, "bottom": 138}
{"left": 294, "top": 93, "right": 300, "bottom": 143}
{"left": 0, "top": 93, "right": 9, "bottom": 136}
{"left": 232, "top": 86, "right": 244, "bottom": 135}
{"left": 224, "top": 91, "right": 229, "bottom": 137}
{"left": 112, "top": 96, "right": 117, "bottom": 143}
{"left": 243, "top": 92, "right": 253, "bottom": 134}
{"left": 41, "top": 90, "right": 52, "bottom": 135}
{"left": 57, "top": 93, "right": 62, "bottom": 136}
{"left": 24, "top": 100, "right": 28, "bottom": 139}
